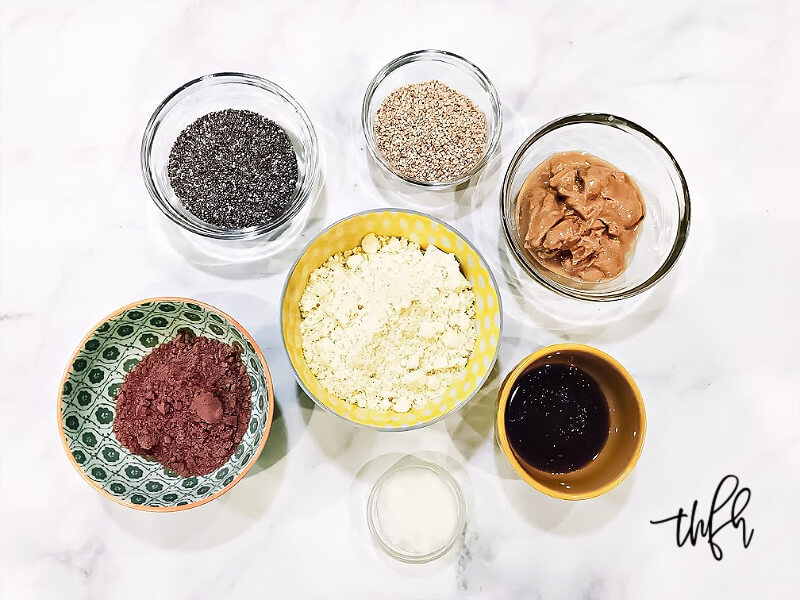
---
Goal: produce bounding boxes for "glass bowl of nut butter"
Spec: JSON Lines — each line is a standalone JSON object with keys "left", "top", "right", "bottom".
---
{"left": 501, "top": 113, "right": 690, "bottom": 301}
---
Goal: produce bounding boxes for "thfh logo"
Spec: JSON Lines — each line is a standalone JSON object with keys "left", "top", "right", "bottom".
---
{"left": 649, "top": 474, "right": 754, "bottom": 561}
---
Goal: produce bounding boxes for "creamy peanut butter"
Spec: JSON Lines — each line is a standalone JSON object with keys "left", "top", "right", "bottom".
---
{"left": 515, "top": 151, "right": 645, "bottom": 282}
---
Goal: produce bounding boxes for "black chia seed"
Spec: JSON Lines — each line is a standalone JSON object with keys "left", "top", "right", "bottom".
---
{"left": 167, "top": 109, "right": 299, "bottom": 229}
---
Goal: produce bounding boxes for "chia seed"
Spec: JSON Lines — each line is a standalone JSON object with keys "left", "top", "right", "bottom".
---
{"left": 167, "top": 109, "right": 299, "bottom": 229}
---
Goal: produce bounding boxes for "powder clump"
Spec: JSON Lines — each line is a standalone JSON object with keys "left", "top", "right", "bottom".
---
{"left": 299, "top": 234, "right": 477, "bottom": 412}
{"left": 113, "top": 332, "right": 251, "bottom": 477}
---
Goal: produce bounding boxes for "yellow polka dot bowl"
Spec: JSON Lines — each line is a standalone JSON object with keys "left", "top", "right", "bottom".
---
{"left": 281, "top": 209, "right": 503, "bottom": 430}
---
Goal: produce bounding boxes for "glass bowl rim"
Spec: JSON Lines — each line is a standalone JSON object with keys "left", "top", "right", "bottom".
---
{"left": 500, "top": 112, "right": 691, "bottom": 301}
{"left": 366, "top": 456, "right": 466, "bottom": 563}
{"left": 361, "top": 49, "right": 503, "bottom": 189}
{"left": 140, "top": 71, "right": 320, "bottom": 241}
{"left": 279, "top": 207, "right": 504, "bottom": 432}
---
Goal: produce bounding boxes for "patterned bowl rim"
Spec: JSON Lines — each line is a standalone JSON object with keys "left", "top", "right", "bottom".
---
{"left": 56, "top": 296, "right": 275, "bottom": 512}
{"left": 280, "top": 207, "right": 504, "bottom": 431}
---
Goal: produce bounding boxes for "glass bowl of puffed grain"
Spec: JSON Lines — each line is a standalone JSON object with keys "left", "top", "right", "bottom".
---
{"left": 361, "top": 50, "right": 502, "bottom": 189}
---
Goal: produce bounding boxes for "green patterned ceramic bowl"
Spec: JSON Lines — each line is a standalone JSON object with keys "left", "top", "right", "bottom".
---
{"left": 58, "top": 298, "right": 274, "bottom": 511}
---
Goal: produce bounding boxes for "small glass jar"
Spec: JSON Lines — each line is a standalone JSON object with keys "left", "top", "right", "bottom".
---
{"left": 500, "top": 113, "right": 691, "bottom": 301}
{"left": 361, "top": 49, "right": 502, "bottom": 189}
{"left": 141, "top": 72, "right": 319, "bottom": 240}
{"left": 367, "top": 456, "right": 466, "bottom": 563}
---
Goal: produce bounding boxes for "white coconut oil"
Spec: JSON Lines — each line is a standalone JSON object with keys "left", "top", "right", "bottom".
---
{"left": 372, "top": 461, "right": 463, "bottom": 559}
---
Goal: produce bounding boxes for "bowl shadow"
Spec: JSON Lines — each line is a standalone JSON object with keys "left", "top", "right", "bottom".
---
{"left": 445, "top": 362, "right": 502, "bottom": 464}
{"left": 153, "top": 173, "right": 329, "bottom": 279}
{"left": 497, "top": 233, "right": 680, "bottom": 344}
{"left": 101, "top": 448, "right": 287, "bottom": 549}
{"left": 493, "top": 441, "right": 637, "bottom": 535}
{"left": 246, "top": 398, "right": 287, "bottom": 475}
{"left": 302, "top": 390, "right": 378, "bottom": 474}
{"left": 363, "top": 145, "right": 502, "bottom": 222}
{"left": 347, "top": 451, "right": 470, "bottom": 573}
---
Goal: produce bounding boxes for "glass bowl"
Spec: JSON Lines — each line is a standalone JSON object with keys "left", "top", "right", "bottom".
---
{"left": 141, "top": 72, "right": 319, "bottom": 240}
{"left": 367, "top": 456, "right": 466, "bottom": 563}
{"left": 501, "top": 113, "right": 690, "bottom": 301}
{"left": 361, "top": 49, "right": 502, "bottom": 189}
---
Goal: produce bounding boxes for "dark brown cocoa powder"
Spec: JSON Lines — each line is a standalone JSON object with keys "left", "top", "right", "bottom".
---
{"left": 113, "top": 332, "right": 252, "bottom": 477}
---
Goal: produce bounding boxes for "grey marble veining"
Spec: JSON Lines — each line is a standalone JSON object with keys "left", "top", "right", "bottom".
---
{"left": 1, "top": 0, "right": 798, "bottom": 598}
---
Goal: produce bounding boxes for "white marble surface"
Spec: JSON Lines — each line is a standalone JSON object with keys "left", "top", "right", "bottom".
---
{"left": 1, "top": 1, "right": 799, "bottom": 598}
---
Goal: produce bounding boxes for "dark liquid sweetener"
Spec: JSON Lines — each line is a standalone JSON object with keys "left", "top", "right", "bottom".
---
{"left": 505, "top": 363, "right": 610, "bottom": 474}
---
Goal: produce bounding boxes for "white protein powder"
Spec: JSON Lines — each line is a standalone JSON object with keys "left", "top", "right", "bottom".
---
{"left": 376, "top": 466, "right": 459, "bottom": 555}
{"left": 299, "top": 234, "right": 477, "bottom": 412}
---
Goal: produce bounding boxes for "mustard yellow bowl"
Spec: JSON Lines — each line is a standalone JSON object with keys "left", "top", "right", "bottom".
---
{"left": 497, "top": 344, "right": 646, "bottom": 500}
{"left": 281, "top": 209, "right": 503, "bottom": 430}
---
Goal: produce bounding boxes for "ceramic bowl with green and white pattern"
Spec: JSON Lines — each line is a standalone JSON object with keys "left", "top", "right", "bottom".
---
{"left": 58, "top": 298, "right": 274, "bottom": 511}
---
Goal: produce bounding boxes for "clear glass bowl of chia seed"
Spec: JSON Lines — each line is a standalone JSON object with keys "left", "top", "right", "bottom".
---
{"left": 361, "top": 49, "right": 502, "bottom": 189}
{"left": 142, "top": 72, "right": 319, "bottom": 240}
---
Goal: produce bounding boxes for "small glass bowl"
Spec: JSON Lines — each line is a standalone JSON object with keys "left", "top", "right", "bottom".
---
{"left": 141, "top": 72, "right": 319, "bottom": 240}
{"left": 501, "top": 113, "right": 690, "bottom": 301}
{"left": 361, "top": 49, "right": 502, "bottom": 189}
{"left": 367, "top": 456, "right": 466, "bottom": 563}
